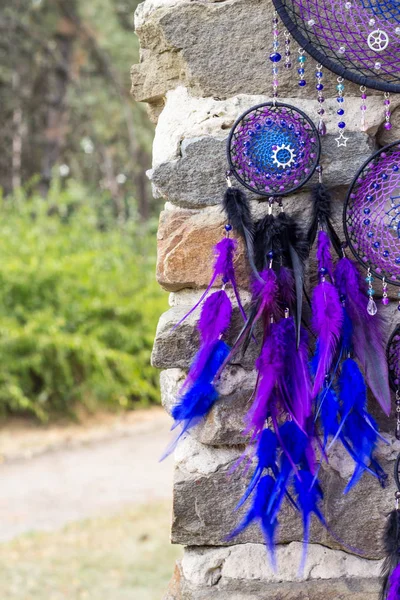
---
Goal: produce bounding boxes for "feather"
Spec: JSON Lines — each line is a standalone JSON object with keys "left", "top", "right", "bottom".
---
{"left": 308, "top": 183, "right": 342, "bottom": 257}
{"left": 246, "top": 319, "right": 289, "bottom": 436}
{"left": 160, "top": 340, "right": 230, "bottom": 460}
{"left": 319, "top": 385, "right": 340, "bottom": 448}
{"left": 228, "top": 474, "right": 279, "bottom": 567}
{"left": 174, "top": 237, "right": 245, "bottom": 328}
{"left": 294, "top": 469, "right": 326, "bottom": 572}
{"left": 223, "top": 187, "right": 261, "bottom": 282}
{"left": 276, "top": 212, "right": 308, "bottom": 348}
{"left": 335, "top": 257, "right": 391, "bottom": 415}
{"left": 181, "top": 290, "right": 232, "bottom": 393}
{"left": 277, "top": 266, "right": 295, "bottom": 311}
{"left": 381, "top": 511, "right": 400, "bottom": 600}
{"left": 281, "top": 322, "right": 312, "bottom": 429}
{"left": 388, "top": 564, "right": 400, "bottom": 600}
{"left": 311, "top": 281, "right": 343, "bottom": 397}
{"left": 236, "top": 429, "right": 278, "bottom": 510}
{"left": 317, "top": 231, "right": 334, "bottom": 281}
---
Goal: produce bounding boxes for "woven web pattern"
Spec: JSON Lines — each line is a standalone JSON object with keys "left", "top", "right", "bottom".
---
{"left": 388, "top": 325, "right": 400, "bottom": 390}
{"left": 274, "top": 0, "right": 400, "bottom": 92}
{"left": 228, "top": 104, "right": 320, "bottom": 197}
{"left": 345, "top": 142, "right": 400, "bottom": 285}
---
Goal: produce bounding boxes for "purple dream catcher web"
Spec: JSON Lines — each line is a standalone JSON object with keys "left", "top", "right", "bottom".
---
{"left": 344, "top": 141, "right": 400, "bottom": 287}
{"left": 227, "top": 102, "right": 321, "bottom": 197}
{"left": 273, "top": 0, "right": 400, "bottom": 92}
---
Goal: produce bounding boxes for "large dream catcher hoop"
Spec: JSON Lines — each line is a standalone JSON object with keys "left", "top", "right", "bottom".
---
{"left": 344, "top": 141, "right": 400, "bottom": 303}
{"left": 272, "top": 0, "right": 400, "bottom": 92}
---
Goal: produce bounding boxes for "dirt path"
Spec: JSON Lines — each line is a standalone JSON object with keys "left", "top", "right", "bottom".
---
{"left": 0, "top": 409, "right": 174, "bottom": 542}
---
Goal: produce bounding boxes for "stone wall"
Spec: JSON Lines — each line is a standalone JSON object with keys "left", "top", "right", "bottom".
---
{"left": 131, "top": 1, "right": 400, "bottom": 598}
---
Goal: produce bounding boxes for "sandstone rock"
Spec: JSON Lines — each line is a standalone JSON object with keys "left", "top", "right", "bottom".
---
{"left": 156, "top": 205, "right": 249, "bottom": 291}
{"left": 377, "top": 105, "right": 400, "bottom": 147}
{"left": 166, "top": 549, "right": 381, "bottom": 600}
{"left": 171, "top": 435, "right": 399, "bottom": 559}
{"left": 132, "top": 0, "right": 382, "bottom": 112}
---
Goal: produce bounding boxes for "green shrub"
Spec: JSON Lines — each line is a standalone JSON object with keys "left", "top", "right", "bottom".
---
{"left": 0, "top": 182, "right": 166, "bottom": 420}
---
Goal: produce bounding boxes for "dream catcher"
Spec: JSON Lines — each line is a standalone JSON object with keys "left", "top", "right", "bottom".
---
{"left": 272, "top": 0, "right": 400, "bottom": 143}
{"left": 344, "top": 141, "right": 400, "bottom": 311}
{"left": 381, "top": 327, "right": 400, "bottom": 600}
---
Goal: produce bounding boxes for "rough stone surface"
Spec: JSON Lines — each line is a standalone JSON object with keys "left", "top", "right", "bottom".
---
{"left": 149, "top": 88, "right": 385, "bottom": 207}
{"left": 170, "top": 435, "right": 400, "bottom": 560}
{"left": 131, "top": 0, "right": 383, "bottom": 117}
{"left": 377, "top": 104, "right": 400, "bottom": 147}
{"left": 165, "top": 556, "right": 381, "bottom": 600}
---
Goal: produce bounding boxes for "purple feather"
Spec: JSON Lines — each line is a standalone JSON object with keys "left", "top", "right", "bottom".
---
{"left": 199, "top": 290, "right": 232, "bottom": 344}
{"left": 281, "top": 322, "right": 312, "bottom": 430}
{"left": 311, "top": 282, "right": 343, "bottom": 397}
{"left": 182, "top": 289, "right": 232, "bottom": 394}
{"left": 174, "top": 237, "right": 245, "bottom": 328}
{"left": 316, "top": 230, "right": 334, "bottom": 280}
{"left": 388, "top": 564, "right": 400, "bottom": 600}
{"left": 335, "top": 257, "right": 391, "bottom": 416}
{"left": 246, "top": 319, "right": 288, "bottom": 435}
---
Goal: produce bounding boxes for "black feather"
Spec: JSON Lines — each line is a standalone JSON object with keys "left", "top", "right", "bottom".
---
{"left": 223, "top": 187, "right": 262, "bottom": 282}
{"left": 276, "top": 212, "right": 308, "bottom": 348}
{"left": 381, "top": 509, "right": 400, "bottom": 600}
{"left": 308, "top": 184, "right": 342, "bottom": 257}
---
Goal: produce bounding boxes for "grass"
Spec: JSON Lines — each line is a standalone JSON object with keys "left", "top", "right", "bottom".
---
{"left": 0, "top": 501, "right": 182, "bottom": 600}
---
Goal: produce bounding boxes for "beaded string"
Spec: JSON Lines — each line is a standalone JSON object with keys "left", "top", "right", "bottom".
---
{"left": 315, "top": 65, "right": 326, "bottom": 136}
{"left": 270, "top": 12, "right": 280, "bottom": 100}
{"left": 384, "top": 93, "right": 392, "bottom": 131}
{"left": 284, "top": 31, "right": 292, "bottom": 70}
{"left": 335, "top": 77, "right": 348, "bottom": 147}
{"left": 298, "top": 48, "right": 307, "bottom": 88}
{"left": 366, "top": 268, "right": 378, "bottom": 316}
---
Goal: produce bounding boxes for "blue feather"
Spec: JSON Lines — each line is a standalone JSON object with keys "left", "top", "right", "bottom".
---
{"left": 161, "top": 340, "right": 230, "bottom": 460}
{"left": 319, "top": 385, "right": 339, "bottom": 448}
{"left": 294, "top": 470, "right": 326, "bottom": 572}
{"left": 236, "top": 429, "right": 278, "bottom": 510}
{"left": 341, "top": 306, "right": 353, "bottom": 356}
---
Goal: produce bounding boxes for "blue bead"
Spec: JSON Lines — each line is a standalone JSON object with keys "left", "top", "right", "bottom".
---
{"left": 316, "top": 84, "right": 324, "bottom": 91}
{"left": 364, "top": 219, "right": 370, "bottom": 225}
{"left": 373, "top": 241, "right": 380, "bottom": 248}
{"left": 255, "top": 123, "right": 262, "bottom": 130}
{"left": 396, "top": 257, "right": 400, "bottom": 264}
{"left": 280, "top": 120, "right": 287, "bottom": 127}
{"left": 222, "top": 276, "right": 229, "bottom": 284}
{"left": 299, "top": 79, "right": 307, "bottom": 87}
{"left": 393, "top": 165, "right": 399, "bottom": 172}
{"left": 366, "top": 194, "right": 373, "bottom": 201}
{"left": 276, "top": 174, "right": 282, "bottom": 180}
{"left": 337, "top": 109, "right": 345, "bottom": 116}
{"left": 319, "top": 267, "right": 328, "bottom": 275}
{"left": 294, "top": 163, "right": 300, "bottom": 168}
{"left": 267, "top": 251, "right": 274, "bottom": 259}
{"left": 225, "top": 224, "right": 232, "bottom": 232}
{"left": 316, "top": 71, "right": 323, "bottom": 78}
{"left": 368, "top": 231, "right": 374, "bottom": 238}
{"left": 364, "top": 208, "right": 371, "bottom": 215}
{"left": 337, "top": 97, "right": 344, "bottom": 103}
{"left": 381, "top": 173, "right": 388, "bottom": 180}
{"left": 366, "top": 276, "right": 373, "bottom": 283}
{"left": 266, "top": 119, "right": 273, "bottom": 126}
{"left": 383, "top": 250, "right": 390, "bottom": 257}
{"left": 372, "top": 182, "right": 380, "bottom": 190}
{"left": 367, "top": 289, "right": 376, "bottom": 296}
{"left": 298, "top": 68, "right": 305, "bottom": 75}
{"left": 338, "top": 121, "right": 346, "bottom": 129}
{"left": 270, "top": 53, "right": 282, "bottom": 63}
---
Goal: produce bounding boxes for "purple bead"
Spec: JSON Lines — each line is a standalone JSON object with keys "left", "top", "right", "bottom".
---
{"left": 285, "top": 62, "right": 292, "bottom": 69}
{"left": 361, "top": 93, "right": 367, "bottom": 99}
{"left": 382, "top": 297, "right": 390, "bottom": 306}
{"left": 318, "top": 120, "right": 327, "bottom": 136}
{"left": 385, "top": 122, "right": 392, "bottom": 130}
{"left": 384, "top": 99, "right": 391, "bottom": 106}
{"left": 360, "top": 105, "right": 367, "bottom": 111}
{"left": 270, "top": 53, "right": 282, "bottom": 63}
{"left": 317, "top": 108, "right": 325, "bottom": 115}
{"left": 317, "top": 97, "right": 325, "bottom": 103}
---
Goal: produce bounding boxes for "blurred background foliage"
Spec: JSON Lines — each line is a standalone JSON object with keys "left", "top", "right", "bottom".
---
{"left": 0, "top": 0, "right": 165, "bottom": 420}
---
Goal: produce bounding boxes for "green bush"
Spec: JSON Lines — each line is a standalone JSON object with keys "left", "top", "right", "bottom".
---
{"left": 0, "top": 182, "right": 166, "bottom": 420}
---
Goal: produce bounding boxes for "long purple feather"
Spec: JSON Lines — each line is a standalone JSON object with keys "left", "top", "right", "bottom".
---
{"left": 335, "top": 257, "right": 391, "bottom": 415}
{"left": 388, "top": 564, "right": 400, "bottom": 600}
{"left": 316, "top": 230, "right": 334, "bottom": 280}
{"left": 174, "top": 237, "right": 245, "bottom": 328}
{"left": 246, "top": 319, "right": 288, "bottom": 435}
{"left": 277, "top": 266, "right": 296, "bottom": 310}
{"left": 311, "top": 282, "right": 343, "bottom": 397}
{"left": 281, "top": 322, "right": 312, "bottom": 429}
{"left": 182, "top": 289, "right": 232, "bottom": 393}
